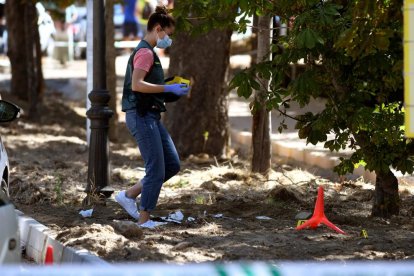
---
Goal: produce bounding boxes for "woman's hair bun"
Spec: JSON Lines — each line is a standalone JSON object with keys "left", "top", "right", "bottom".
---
{"left": 147, "top": 5, "right": 175, "bottom": 31}
{"left": 155, "top": 6, "right": 168, "bottom": 15}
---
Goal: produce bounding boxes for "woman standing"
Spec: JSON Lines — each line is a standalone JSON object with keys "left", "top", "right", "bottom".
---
{"left": 115, "top": 6, "right": 189, "bottom": 226}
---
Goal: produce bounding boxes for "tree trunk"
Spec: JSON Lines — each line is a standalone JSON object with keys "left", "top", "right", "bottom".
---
{"left": 6, "top": 0, "right": 43, "bottom": 116}
{"left": 6, "top": 0, "right": 28, "bottom": 100}
{"left": 251, "top": 14, "right": 258, "bottom": 64}
{"left": 28, "top": 2, "right": 44, "bottom": 117}
{"left": 372, "top": 169, "right": 399, "bottom": 217}
{"left": 164, "top": 28, "right": 232, "bottom": 157}
{"left": 251, "top": 16, "right": 272, "bottom": 174}
{"left": 105, "top": 0, "right": 118, "bottom": 142}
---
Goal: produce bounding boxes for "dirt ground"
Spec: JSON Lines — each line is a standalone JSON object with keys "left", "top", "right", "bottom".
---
{"left": 1, "top": 89, "right": 414, "bottom": 263}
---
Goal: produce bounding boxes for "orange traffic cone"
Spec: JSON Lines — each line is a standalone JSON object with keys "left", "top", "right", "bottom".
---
{"left": 44, "top": 245, "right": 54, "bottom": 264}
{"left": 296, "top": 186, "right": 346, "bottom": 234}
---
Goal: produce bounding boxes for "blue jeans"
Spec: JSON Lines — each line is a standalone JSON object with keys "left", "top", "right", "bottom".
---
{"left": 125, "top": 110, "right": 180, "bottom": 211}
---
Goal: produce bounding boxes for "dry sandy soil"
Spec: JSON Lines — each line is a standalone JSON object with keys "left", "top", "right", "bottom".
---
{"left": 1, "top": 90, "right": 414, "bottom": 263}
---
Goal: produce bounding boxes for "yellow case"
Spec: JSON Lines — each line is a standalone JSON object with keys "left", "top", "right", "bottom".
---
{"left": 165, "top": 76, "right": 190, "bottom": 86}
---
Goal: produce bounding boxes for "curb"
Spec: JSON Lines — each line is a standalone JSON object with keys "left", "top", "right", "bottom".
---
{"left": 15, "top": 210, "right": 108, "bottom": 265}
{"left": 230, "top": 129, "right": 376, "bottom": 183}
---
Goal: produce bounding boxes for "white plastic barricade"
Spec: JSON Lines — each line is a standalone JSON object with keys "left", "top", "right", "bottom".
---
{"left": 2, "top": 262, "right": 414, "bottom": 276}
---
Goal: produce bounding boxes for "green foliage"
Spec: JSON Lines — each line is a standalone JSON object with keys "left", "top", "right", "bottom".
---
{"left": 172, "top": 0, "right": 235, "bottom": 35}
{"left": 260, "top": 0, "right": 412, "bottom": 176}
{"left": 39, "top": 0, "right": 84, "bottom": 20}
{"left": 54, "top": 174, "right": 64, "bottom": 205}
{"left": 174, "top": 0, "right": 413, "bottom": 177}
{"left": 172, "top": 0, "right": 272, "bottom": 35}
{"left": 40, "top": 0, "right": 84, "bottom": 10}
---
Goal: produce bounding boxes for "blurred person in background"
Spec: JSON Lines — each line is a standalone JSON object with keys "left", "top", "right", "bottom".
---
{"left": 36, "top": 2, "right": 55, "bottom": 56}
{"left": 0, "top": 16, "right": 6, "bottom": 55}
{"left": 65, "top": 3, "right": 78, "bottom": 61}
{"left": 0, "top": 2, "right": 5, "bottom": 55}
{"left": 123, "top": 0, "right": 141, "bottom": 40}
{"left": 53, "top": 19, "right": 68, "bottom": 66}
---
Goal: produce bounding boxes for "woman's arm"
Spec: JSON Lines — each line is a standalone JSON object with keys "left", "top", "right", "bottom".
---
{"left": 131, "top": 69, "right": 165, "bottom": 93}
{"left": 131, "top": 67, "right": 190, "bottom": 95}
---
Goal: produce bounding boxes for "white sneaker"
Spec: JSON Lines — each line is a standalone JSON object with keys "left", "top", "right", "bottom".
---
{"left": 115, "top": 191, "right": 139, "bottom": 220}
{"left": 138, "top": 220, "right": 168, "bottom": 229}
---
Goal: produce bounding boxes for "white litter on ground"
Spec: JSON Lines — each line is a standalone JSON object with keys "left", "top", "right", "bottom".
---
{"left": 256, "top": 216, "right": 272, "bottom": 220}
{"left": 161, "top": 210, "right": 184, "bottom": 224}
{"left": 213, "top": 214, "right": 223, "bottom": 218}
{"left": 187, "top": 217, "right": 196, "bottom": 222}
{"left": 79, "top": 209, "right": 93, "bottom": 218}
{"left": 138, "top": 220, "right": 168, "bottom": 229}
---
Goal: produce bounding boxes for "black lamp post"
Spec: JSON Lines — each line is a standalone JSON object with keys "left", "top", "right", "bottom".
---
{"left": 85, "top": 0, "right": 113, "bottom": 202}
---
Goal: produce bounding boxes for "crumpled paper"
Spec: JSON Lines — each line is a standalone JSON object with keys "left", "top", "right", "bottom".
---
{"left": 256, "top": 216, "right": 272, "bottom": 220}
{"left": 79, "top": 209, "right": 93, "bottom": 218}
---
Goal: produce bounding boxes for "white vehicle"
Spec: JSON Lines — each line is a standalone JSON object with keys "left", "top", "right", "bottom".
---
{"left": 0, "top": 100, "right": 20, "bottom": 197}
{"left": 0, "top": 189, "right": 20, "bottom": 263}
{"left": 0, "top": 99, "right": 21, "bottom": 264}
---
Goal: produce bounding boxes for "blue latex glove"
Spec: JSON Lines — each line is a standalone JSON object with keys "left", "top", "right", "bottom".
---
{"left": 164, "top": 84, "right": 189, "bottom": 96}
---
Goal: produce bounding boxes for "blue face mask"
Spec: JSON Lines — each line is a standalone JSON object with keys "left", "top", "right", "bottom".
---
{"left": 157, "top": 34, "right": 172, "bottom": 49}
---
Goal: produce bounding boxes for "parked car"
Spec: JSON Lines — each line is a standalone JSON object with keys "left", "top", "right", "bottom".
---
{"left": 0, "top": 99, "right": 20, "bottom": 197}
{"left": 0, "top": 189, "right": 20, "bottom": 263}
{"left": 0, "top": 99, "right": 21, "bottom": 264}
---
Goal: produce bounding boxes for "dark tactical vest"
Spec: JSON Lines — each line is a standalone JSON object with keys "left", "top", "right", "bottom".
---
{"left": 121, "top": 40, "right": 166, "bottom": 115}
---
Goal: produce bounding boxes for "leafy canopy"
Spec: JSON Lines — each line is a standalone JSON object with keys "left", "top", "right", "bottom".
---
{"left": 175, "top": 0, "right": 412, "bottom": 176}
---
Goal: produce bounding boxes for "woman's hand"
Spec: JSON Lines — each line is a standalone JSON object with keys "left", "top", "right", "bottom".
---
{"left": 164, "top": 84, "right": 190, "bottom": 96}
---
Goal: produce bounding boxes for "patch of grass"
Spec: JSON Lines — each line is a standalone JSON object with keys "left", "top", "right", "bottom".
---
{"left": 54, "top": 174, "right": 64, "bottom": 205}
{"left": 82, "top": 173, "right": 106, "bottom": 208}
{"left": 192, "top": 193, "right": 215, "bottom": 205}
{"left": 264, "top": 197, "right": 288, "bottom": 208}
{"left": 194, "top": 195, "right": 206, "bottom": 204}
{"left": 166, "top": 179, "right": 190, "bottom": 189}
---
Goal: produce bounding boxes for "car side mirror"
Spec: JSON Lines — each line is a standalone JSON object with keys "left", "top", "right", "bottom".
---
{"left": 0, "top": 100, "right": 20, "bottom": 123}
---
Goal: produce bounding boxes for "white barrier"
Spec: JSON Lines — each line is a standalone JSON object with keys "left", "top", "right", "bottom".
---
{"left": 2, "top": 262, "right": 414, "bottom": 276}
{"left": 16, "top": 210, "right": 107, "bottom": 265}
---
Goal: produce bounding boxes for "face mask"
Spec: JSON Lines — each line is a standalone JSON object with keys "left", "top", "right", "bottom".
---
{"left": 157, "top": 33, "right": 172, "bottom": 48}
